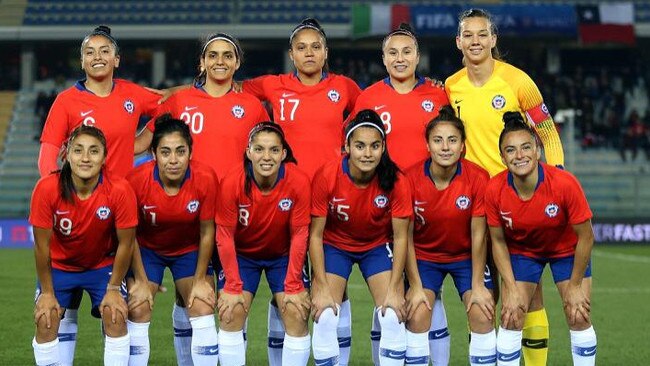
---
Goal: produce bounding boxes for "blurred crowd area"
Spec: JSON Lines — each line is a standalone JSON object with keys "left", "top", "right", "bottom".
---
{"left": 12, "top": 41, "right": 650, "bottom": 163}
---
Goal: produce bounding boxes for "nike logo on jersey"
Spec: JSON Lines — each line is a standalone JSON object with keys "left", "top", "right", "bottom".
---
{"left": 80, "top": 110, "right": 93, "bottom": 117}
{"left": 281, "top": 92, "right": 295, "bottom": 98}
{"left": 55, "top": 210, "right": 70, "bottom": 215}
{"left": 414, "top": 200, "right": 427, "bottom": 205}
{"left": 238, "top": 204, "right": 252, "bottom": 208}
{"left": 499, "top": 211, "right": 511, "bottom": 215}
{"left": 374, "top": 105, "right": 386, "bottom": 111}
{"left": 454, "top": 99, "right": 462, "bottom": 104}
{"left": 184, "top": 106, "right": 198, "bottom": 111}
{"left": 143, "top": 205, "right": 156, "bottom": 210}
{"left": 332, "top": 197, "right": 346, "bottom": 202}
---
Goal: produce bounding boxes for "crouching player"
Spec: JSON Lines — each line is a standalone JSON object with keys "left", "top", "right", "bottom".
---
{"left": 216, "top": 122, "right": 312, "bottom": 366}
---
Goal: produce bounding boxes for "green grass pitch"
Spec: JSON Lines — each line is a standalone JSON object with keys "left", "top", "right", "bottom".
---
{"left": 2, "top": 245, "right": 649, "bottom": 365}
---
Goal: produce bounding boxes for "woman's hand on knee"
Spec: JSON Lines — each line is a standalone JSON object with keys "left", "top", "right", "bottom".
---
{"left": 282, "top": 290, "right": 311, "bottom": 321}
{"left": 217, "top": 291, "right": 247, "bottom": 324}
{"left": 563, "top": 283, "right": 591, "bottom": 327}
{"left": 405, "top": 286, "right": 431, "bottom": 321}
{"left": 466, "top": 285, "right": 495, "bottom": 322}
{"left": 500, "top": 286, "right": 526, "bottom": 330}
{"left": 100, "top": 290, "right": 128, "bottom": 324}
{"left": 382, "top": 287, "right": 406, "bottom": 322}
{"left": 34, "top": 293, "right": 62, "bottom": 328}
{"left": 127, "top": 280, "right": 154, "bottom": 312}
{"left": 310, "top": 286, "right": 338, "bottom": 322}
{"left": 188, "top": 277, "right": 216, "bottom": 310}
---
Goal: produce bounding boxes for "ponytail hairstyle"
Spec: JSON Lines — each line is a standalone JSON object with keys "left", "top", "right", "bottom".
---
{"left": 425, "top": 105, "right": 466, "bottom": 142}
{"left": 194, "top": 32, "right": 244, "bottom": 86}
{"left": 289, "top": 17, "right": 330, "bottom": 73}
{"left": 151, "top": 113, "right": 193, "bottom": 154}
{"left": 498, "top": 111, "right": 537, "bottom": 151}
{"left": 345, "top": 109, "right": 400, "bottom": 192}
{"left": 457, "top": 8, "right": 502, "bottom": 61}
{"left": 80, "top": 25, "right": 120, "bottom": 57}
{"left": 243, "top": 122, "right": 297, "bottom": 197}
{"left": 59, "top": 125, "right": 107, "bottom": 203}
{"left": 382, "top": 22, "right": 419, "bottom": 54}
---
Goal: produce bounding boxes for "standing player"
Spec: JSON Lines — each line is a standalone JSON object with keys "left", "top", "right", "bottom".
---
{"left": 30, "top": 126, "right": 140, "bottom": 366}
{"left": 446, "top": 9, "right": 565, "bottom": 365}
{"left": 241, "top": 18, "right": 361, "bottom": 364}
{"left": 36, "top": 27, "right": 160, "bottom": 364}
{"left": 404, "top": 106, "right": 495, "bottom": 366}
{"left": 126, "top": 116, "right": 218, "bottom": 366}
{"left": 215, "top": 122, "right": 311, "bottom": 366}
{"left": 485, "top": 112, "right": 596, "bottom": 366}
{"left": 134, "top": 32, "right": 269, "bottom": 181}
{"left": 350, "top": 24, "right": 451, "bottom": 364}
{"left": 310, "top": 110, "right": 411, "bottom": 366}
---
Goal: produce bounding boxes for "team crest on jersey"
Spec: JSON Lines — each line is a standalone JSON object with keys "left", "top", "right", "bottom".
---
{"left": 545, "top": 203, "right": 560, "bottom": 218}
{"left": 541, "top": 103, "right": 550, "bottom": 116}
{"left": 455, "top": 195, "right": 471, "bottom": 210}
{"left": 327, "top": 89, "right": 340, "bottom": 103}
{"left": 373, "top": 195, "right": 389, "bottom": 208}
{"left": 421, "top": 99, "right": 434, "bottom": 112}
{"left": 96, "top": 206, "right": 111, "bottom": 220}
{"left": 278, "top": 198, "right": 293, "bottom": 211}
{"left": 231, "top": 105, "right": 245, "bottom": 119}
{"left": 491, "top": 95, "right": 506, "bottom": 110}
{"left": 123, "top": 99, "right": 134, "bottom": 114}
{"left": 218, "top": 270, "right": 225, "bottom": 281}
{"left": 186, "top": 200, "right": 200, "bottom": 213}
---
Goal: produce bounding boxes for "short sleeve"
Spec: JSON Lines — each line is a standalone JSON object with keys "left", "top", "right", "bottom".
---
{"left": 243, "top": 75, "right": 268, "bottom": 101}
{"left": 471, "top": 168, "right": 489, "bottom": 217}
{"left": 215, "top": 173, "right": 241, "bottom": 227}
{"left": 390, "top": 175, "right": 413, "bottom": 219}
{"left": 561, "top": 172, "right": 593, "bottom": 225}
{"left": 290, "top": 172, "right": 311, "bottom": 227}
{"left": 29, "top": 178, "right": 54, "bottom": 228}
{"left": 484, "top": 180, "right": 501, "bottom": 227}
{"left": 344, "top": 77, "right": 362, "bottom": 113}
{"left": 111, "top": 179, "right": 138, "bottom": 229}
{"left": 311, "top": 167, "right": 331, "bottom": 217}
{"left": 199, "top": 168, "right": 219, "bottom": 221}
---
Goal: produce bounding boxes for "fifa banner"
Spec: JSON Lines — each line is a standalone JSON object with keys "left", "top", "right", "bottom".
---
{"left": 407, "top": 4, "right": 577, "bottom": 37}
{"left": 2, "top": 218, "right": 650, "bottom": 247}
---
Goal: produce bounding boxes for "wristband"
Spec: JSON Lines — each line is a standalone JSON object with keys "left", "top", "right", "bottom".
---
{"left": 106, "top": 284, "right": 121, "bottom": 292}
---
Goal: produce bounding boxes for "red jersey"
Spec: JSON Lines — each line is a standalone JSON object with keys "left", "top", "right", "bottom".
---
{"left": 29, "top": 173, "right": 138, "bottom": 272}
{"left": 244, "top": 73, "right": 361, "bottom": 179}
{"left": 148, "top": 86, "right": 269, "bottom": 180}
{"left": 406, "top": 159, "right": 489, "bottom": 263}
{"left": 312, "top": 157, "right": 413, "bottom": 252}
{"left": 40, "top": 79, "right": 159, "bottom": 178}
{"left": 351, "top": 77, "right": 449, "bottom": 169}
{"left": 126, "top": 160, "right": 217, "bottom": 256}
{"left": 216, "top": 163, "right": 311, "bottom": 260}
{"left": 484, "top": 163, "right": 592, "bottom": 258}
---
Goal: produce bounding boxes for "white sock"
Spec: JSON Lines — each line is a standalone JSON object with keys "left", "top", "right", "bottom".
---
{"left": 406, "top": 330, "right": 429, "bottom": 365}
{"left": 127, "top": 320, "right": 150, "bottom": 366}
{"left": 218, "top": 329, "right": 245, "bottom": 366}
{"left": 58, "top": 309, "right": 78, "bottom": 366}
{"left": 243, "top": 317, "right": 249, "bottom": 350}
{"left": 378, "top": 307, "right": 406, "bottom": 366}
{"left": 337, "top": 299, "right": 352, "bottom": 366}
{"left": 496, "top": 327, "right": 522, "bottom": 366}
{"left": 282, "top": 334, "right": 310, "bottom": 366}
{"left": 33, "top": 337, "right": 61, "bottom": 366}
{"left": 312, "top": 306, "right": 340, "bottom": 366}
{"left": 267, "top": 302, "right": 285, "bottom": 366}
{"left": 172, "top": 304, "right": 194, "bottom": 366}
{"left": 371, "top": 306, "right": 381, "bottom": 366}
{"left": 469, "top": 330, "right": 496, "bottom": 366}
{"left": 105, "top": 334, "right": 130, "bottom": 366}
{"left": 429, "top": 296, "right": 450, "bottom": 365}
{"left": 570, "top": 326, "right": 597, "bottom": 366}
{"left": 189, "top": 315, "right": 219, "bottom": 366}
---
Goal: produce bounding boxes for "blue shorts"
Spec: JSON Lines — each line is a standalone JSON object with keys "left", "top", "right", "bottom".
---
{"left": 217, "top": 255, "right": 310, "bottom": 295}
{"left": 324, "top": 243, "right": 394, "bottom": 281}
{"left": 35, "top": 265, "right": 126, "bottom": 318}
{"left": 416, "top": 259, "right": 494, "bottom": 299}
{"left": 511, "top": 254, "right": 592, "bottom": 283}
{"left": 136, "top": 246, "right": 213, "bottom": 285}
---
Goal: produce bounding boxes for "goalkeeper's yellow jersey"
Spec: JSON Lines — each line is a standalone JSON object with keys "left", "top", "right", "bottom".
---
{"left": 445, "top": 60, "right": 564, "bottom": 177}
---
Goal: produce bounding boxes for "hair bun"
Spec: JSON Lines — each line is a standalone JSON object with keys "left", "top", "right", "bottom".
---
{"left": 502, "top": 111, "right": 525, "bottom": 126}
{"left": 436, "top": 105, "right": 456, "bottom": 120}
{"left": 94, "top": 25, "right": 111, "bottom": 35}
{"left": 398, "top": 23, "right": 414, "bottom": 33}
{"left": 301, "top": 18, "right": 322, "bottom": 29}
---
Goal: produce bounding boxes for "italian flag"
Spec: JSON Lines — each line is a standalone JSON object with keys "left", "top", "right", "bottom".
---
{"left": 352, "top": 4, "right": 411, "bottom": 37}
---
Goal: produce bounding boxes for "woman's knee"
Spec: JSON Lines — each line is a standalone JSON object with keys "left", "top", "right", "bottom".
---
{"left": 406, "top": 304, "right": 432, "bottom": 333}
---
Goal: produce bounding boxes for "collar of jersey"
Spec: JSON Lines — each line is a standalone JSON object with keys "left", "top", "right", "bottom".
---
{"left": 153, "top": 164, "right": 191, "bottom": 189}
{"left": 383, "top": 75, "right": 425, "bottom": 90}
{"left": 75, "top": 79, "right": 116, "bottom": 94}
{"left": 193, "top": 81, "right": 234, "bottom": 96}
{"left": 424, "top": 158, "right": 461, "bottom": 183}
{"left": 246, "top": 161, "right": 286, "bottom": 190}
{"left": 292, "top": 71, "right": 328, "bottom": 82}
{"left": 507, "top": 163, "right": 544, "bottom": 194}
{"left": 71, "top": 171, "right": 103, "bottom": 194}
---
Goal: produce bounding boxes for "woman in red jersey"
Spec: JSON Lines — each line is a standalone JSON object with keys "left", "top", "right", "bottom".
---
{"left": 30, "top": 125, "right": 142, "bottom": 366}
{"left": 404, "top": 106, "right": 495, "bottom": 366}
{"left": 485, "top": 112, "right": 596, "bottom": 366}
{"left": 38, "top": 25, "right": 160, "bottom": 179}
{"left": 215, "top": 122, "right": 311, "bottom": 366}
{"left": 310, "top": 110, "right": 411, "bottom": 366}
{"left": 134, "top": 32, "right": 269, "bottom": 181}
{"left": 125, "top": 115, "right": 218, "bottom": 366}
